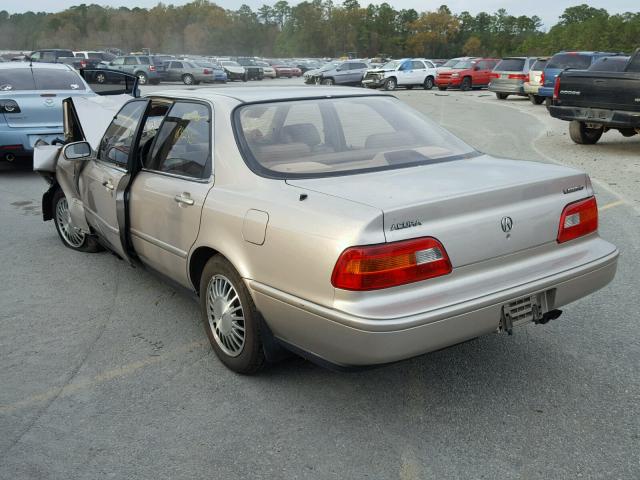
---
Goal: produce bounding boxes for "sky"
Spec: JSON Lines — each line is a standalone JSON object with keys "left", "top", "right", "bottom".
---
{"left": 1, "top": 0, "right": 638, "bottom": 29}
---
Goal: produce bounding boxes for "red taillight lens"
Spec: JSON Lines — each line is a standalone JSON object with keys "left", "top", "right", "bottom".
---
{"left": 331, "top": 237, "right": 452, "bottom": 291}
{"left": 203, "top": 68, "right": 212, "bottom": 74}
{"left": 557, "top": 196, "right": 598, "bottom": 244}
{"left": 80, "top": 60, "right": 87, "bottom": 68}
{"left": 489, "top": 72, "right": 500, "bottom": 79}
{"left": 553, "top": 75, "right": 561, "bottom": 100}
{"left": 149, "top": 65, "right": 156, "bottom": 72}
{"left": 540, "top": 71, "right": 545, "bottom": 85}
{"left": 508, "top": 73, "right": 528, "bottom": 80}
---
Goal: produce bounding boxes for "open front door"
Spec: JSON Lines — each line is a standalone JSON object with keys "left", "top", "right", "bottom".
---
{"left": 76, "top": 99, "right": 149, "bottom": 261}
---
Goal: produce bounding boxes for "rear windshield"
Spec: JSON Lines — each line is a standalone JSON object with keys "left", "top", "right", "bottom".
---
{"left": 0, "top": 68, "right": 84, "bottom": 91}
{"left": 531, "top": 59, "right": 548, "bottom": 70}
{"left": 547, "top": 54, "right": 591, "bottom": 70}
{"left": 588, "top": 57, "right": 630, "bottom": 72}
{"left": 235, "top": 96, "right": 476, "bottom": 179}
{"left": 495, "top": 58, "right": 525, "bottom": 71}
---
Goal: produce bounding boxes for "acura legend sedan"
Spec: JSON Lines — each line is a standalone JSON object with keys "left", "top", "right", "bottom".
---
{"left": 35, "top": 87, "right": 618, "bottom": 373}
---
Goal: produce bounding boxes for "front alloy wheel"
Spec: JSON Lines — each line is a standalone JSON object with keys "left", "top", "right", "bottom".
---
{"left": 96, "top": 72, "right": 106, "bottom": 84}
{"left": 52, "top": 189, "right": 101, "bottom": 252}
{"left": 384, "top": 78, "right": 397, "bottom": 91}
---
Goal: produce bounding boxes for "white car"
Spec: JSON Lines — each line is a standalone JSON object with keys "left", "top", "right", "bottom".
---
{"left": 219, "top": 61, "right": 247, "bottom": 81}
{"left": 362, "top": 58, "right": 438, "bottom": 90}
{"left": 256, "top": 61, "right": 276, "bottom": 78}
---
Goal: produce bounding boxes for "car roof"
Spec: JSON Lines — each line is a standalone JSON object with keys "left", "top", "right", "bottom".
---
{"left": 0, "top": 62, "right": 75, "bottom": 71}
{"left": 148, "top": 86, "right": 385, "bottom": 104}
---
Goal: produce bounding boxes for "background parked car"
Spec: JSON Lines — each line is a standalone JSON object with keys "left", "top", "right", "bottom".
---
{"left": 362, "top": 58, "right": 437, "bottom": 90}
{"left": 236, "top": 58, "right": 264, "bottom": 80}
{"left": 28, "top": 49, "right": 74, "bottom": 63}
{"left": 165, "top": 60, "right": 214, "bottom": 84}
{"left": 102, "top": 55, "right": 167, "bottom": 85}
{"left": 436, "top": 57, "right": 471, "bottom": 73}
{"left": 0, "top": 63, "right": 95, "bottom": 162}
{"left": 587, "top": 55, "right": 631, "bottom": 72}
{"left": 436, "top": 58, "right": 499, "bottom": 91}
{"left": 270, "top": 63, "right": 295, "bottom": 78}
{"left": 193, "top": 61, "right": 228, "bottom": 82}
{"left": 524, "top": 57, "right": 549, "bottom": 104}
{"left": 488, "top": 57, "right": 537, "bottom": 100}
{"left": 73, "top": 51, "right": 116, "bottom": 69}
{"left": 538, "top": 51, "right": 620, "bottom": 105}
{"left": 219, "top": 60, "right": 247, "bottom": 81}
{"left": 303, "top": 62, "right": 338, "bottom": 84}
{"left": 308, "top": 60, "right": 368, "bottom": 86}
{"left": 256, "top": 61, "right": 276, "bottom": 78}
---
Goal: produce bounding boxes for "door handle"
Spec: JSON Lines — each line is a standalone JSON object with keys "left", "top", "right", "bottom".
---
{"left": 102, "top": 180, "right": 114, "bottom": 191}
{"left": 174, "top": 193, "right": 194, "bottom": 206}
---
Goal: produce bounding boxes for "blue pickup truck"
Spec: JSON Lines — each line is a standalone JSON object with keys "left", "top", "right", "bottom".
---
{"left": 538, "top": 51, "right": 622, "bottom": 105}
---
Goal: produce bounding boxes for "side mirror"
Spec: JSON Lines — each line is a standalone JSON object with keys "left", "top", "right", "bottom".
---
{"left": 63, "top": 141, "right": 91, "bottom": 160}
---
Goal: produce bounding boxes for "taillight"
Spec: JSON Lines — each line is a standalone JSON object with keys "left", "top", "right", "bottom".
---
{"left": 489, "top": 72, "right": 500, "bottom": 79}
{"left": 0, "top": 100, "right": 20, "bottom": 113}
{"left": 540, "top": 71, "right": 545, "bottom": 85}
{"left": 203, "top": 68, "right": 212, "bottom": 74}
{"left": 553, "top": 75, "right": 561, "bottom": 100}
{"left": 557, "top": 196, "right": 598, "bottom": 244}
{"left": 80, "top": 60, "right": 87, "bottom": 69}
{"left": 149, "top": 65, "right": 156, "bottom": 72}
{"left": 331, "top": 237, "right": 452, "bottom": 291}
{"left": 508, "top": 73, "right": 528, "bottom": 80}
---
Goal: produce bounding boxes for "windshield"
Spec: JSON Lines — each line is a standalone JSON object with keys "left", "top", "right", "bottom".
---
{"left": 547, "top": 54, "right": 592, "bottom": 70}
{"left": 441, "top": 58, "right": 460, "bottom": 68}
{"left": 235, "top": 96, "right": 476, "bottom": 179}
{"left": 531, "top": 59, "right": 548, "bottom": 71}
{"left": 451, "top": 60, "right": 472, "bottom": 69}
{"left": 222, "top": 61, "right": 240, "bottom": 67}
{"left": 318, "top": 63, "right": 337, "bottom": 72}
{"left": 381, "top": 60, "right": 401, "bottom": 70}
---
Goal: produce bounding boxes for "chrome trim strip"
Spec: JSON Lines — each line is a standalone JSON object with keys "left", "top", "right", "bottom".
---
{"left": 140, "top": 168, "right": 212, "bottom": 184}
{"left": 130, "top": 228, "right": 188, "bottom": 258}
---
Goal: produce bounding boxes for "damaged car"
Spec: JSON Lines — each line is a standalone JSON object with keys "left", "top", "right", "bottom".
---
{"left": 35, "top": 86, "right": 618, "bottom": 374}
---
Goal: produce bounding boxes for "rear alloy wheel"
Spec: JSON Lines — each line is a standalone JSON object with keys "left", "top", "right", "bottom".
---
{"left": 182, "top": 74, "right": 194, "bottom": 85}
{"left": 322, "top": 78, "right": 334, "bottom": 86}
{"left": 136, "top": 72, "right": 148, "bottom": 85}
{"left": 53, "top": 189, "right": 101, "bottom": 253}
{"left": 496, "top": 93, "right": 509, "bottom": 100}
{"left": 384, "top": 77, "right": 397, "bottom": 91}
{"left": 529, "top": 94, "right": 544, "bottom": 105}
{"left": 460, "top": 77, "right": 472, "bottom": 91}
{"left": 423, "top": 76, "right": 434, "bottom": 90}
{"left": 96, "top": 72, "right": 106, "bottom": 84}
{"left": 200, "top": 256, "right": 265, "bottom": 374}
{"left": 569, "top": 121, "right": 603, "bottom": 145}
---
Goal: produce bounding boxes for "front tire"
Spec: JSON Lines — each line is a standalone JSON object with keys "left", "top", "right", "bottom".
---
{"left": 460, "top": 77, "right": 472, "bottom": 91}
{"left": 96, "top": 72, "right": 106, "bottom": 84}
{"left": 383, "top": 77, "right": 397, "bottom": 91}
{"left": 53, "top": 189, "right": 101, "bottom": 253}
{"left": 321, "top": 78, "right": 334, "bottom": 86}
{"left": 200, "top": 256, "right": 265, "bottom": 374}
{"left": 569, "top": 121, "right": 603, "bottom": 145}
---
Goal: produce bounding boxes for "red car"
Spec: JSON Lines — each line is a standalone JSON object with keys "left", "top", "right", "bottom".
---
{"left": 271, "top": 64, "right": 294, "bottom": 78}
{"left": 436, "top": 58, "right": 499, "bottom": 91}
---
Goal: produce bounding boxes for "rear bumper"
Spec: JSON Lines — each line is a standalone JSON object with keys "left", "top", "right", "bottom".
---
{"left": 488, "top": 81, "right": 525, "bottom": 95}
{"left": 524, "top": 82, "right": 541, "bottom": 95}
{"left": 0, "top": 126, "right": 63, "bottom": 154}
{"left": 538, "top": 86, "right": 554, "bottom": 98}
{"left": 250, "top": 237, "right": 618, "bottom": 367}
{"left": 548, "top": 105, "right": 640, "bottom": 128}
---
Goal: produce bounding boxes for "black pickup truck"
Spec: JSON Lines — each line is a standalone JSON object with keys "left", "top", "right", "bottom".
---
{"left": 549, "top": 48, "right": 640, "bottom": 144}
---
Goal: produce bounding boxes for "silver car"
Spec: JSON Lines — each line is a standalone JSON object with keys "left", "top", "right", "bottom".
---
{"left": 36, "top": 87, "right": 618, "bottom": 374}
{"left": 165, "top": 60, "right": 214, "bottom": 85}
{"left": 489, "top": 57, "right": 538, "bottom": 100}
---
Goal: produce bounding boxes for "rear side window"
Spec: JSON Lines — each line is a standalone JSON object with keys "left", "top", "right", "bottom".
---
{"left": 0, "top": 69, "right": 36, "bottom": 90}
{"left": 495, "top": 58, "right": 525, "bottom": 71}
{"left": 124, "top": 57, "right": 138, "bottom": 65}
{"left": 147, "top": 102, "right": 211, "bottom": 179}
{"left": 32, "top": 69, "right": 85, "bottom": 90}
{"left": 138, "top": 57, "right": 151, "bottom": 65}
{"left": 411, "top": 61, "right": 425, "bottom": 70}
{"left": 547, "top": 54, "right": 591, "bottom": 70}
{"left": 627, "top": 54, "right": 640, "bottom": 73}
{"left": 531, "top": 59, "right": 548, "bottom": 70}
{"left": 588, "top": 57, "right": 630, "bottom": 72}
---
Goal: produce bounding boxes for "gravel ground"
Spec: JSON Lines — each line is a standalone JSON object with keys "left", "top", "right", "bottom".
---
{"left": 1, "top": 80, "right": 638, "bottom": 480}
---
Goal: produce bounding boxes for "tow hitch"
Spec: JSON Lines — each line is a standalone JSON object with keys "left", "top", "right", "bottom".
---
{"left": 499, "top": 291, "right": 562, "bottom": 335}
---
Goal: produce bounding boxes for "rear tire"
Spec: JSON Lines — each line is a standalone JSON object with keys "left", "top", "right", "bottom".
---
{"left": 96, "top": 72, "right": 106, "bottom": 84}
{"left": 52, "top": 189, "right": 102, "bottom": 253}
{"left": 423, "top": 76, "right": 434, "bottom": 90}
{"left": 182, "top": 74, "right": 194, "bottom": 85}
{"left": 496, "top": 93, "right": 509, "bottom": 100}
{"left": 199, "top": 256, "right": 265, "bottom": 374}
{"left": 460, "top": 77, "right": 472, "bottom": 91}
{"left": 529, "top": 94, "right": 544, "bottom": 105}
{"left": 569, "top": 121, "right": 603, "bottom": 145}
{"left": 136, "top": 72, "right": 148, "bottom": 85}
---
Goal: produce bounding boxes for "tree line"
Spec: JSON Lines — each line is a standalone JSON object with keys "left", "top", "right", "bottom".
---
{"left": 0, "top": 1, "right": 638, "bottom": 58}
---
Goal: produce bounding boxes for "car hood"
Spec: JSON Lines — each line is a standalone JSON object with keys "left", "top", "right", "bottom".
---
{"left": 367, "top": 69, "right": 393, "bottom": 73}
{"left": 69, "top": 94, "right": 131, "bottom": 150}
{"left": 224, "top": 66, "right": 244, "bottom": 73}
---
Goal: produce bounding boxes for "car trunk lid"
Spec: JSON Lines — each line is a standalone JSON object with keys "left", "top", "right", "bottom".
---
{"left": 2, "top": 90, "right": 91, "bottom": 128}
{"left": 287, "top": 156, "right": 589, "bottom": 268}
